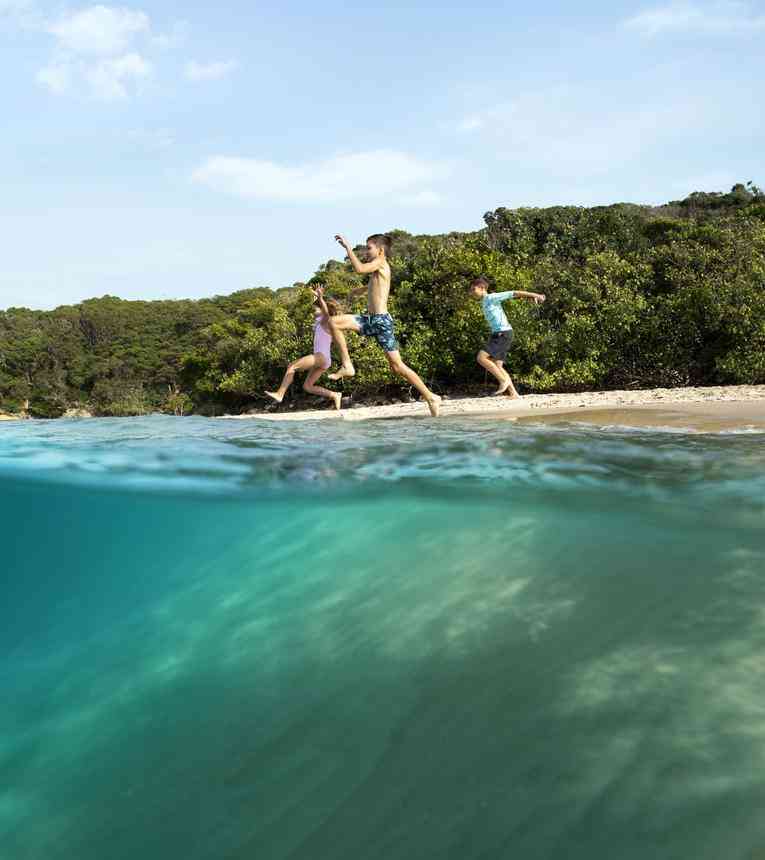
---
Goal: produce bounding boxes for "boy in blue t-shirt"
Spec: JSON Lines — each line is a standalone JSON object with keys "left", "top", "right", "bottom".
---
{"left": 468, "top": 276, "right": 546, "bottom": 397}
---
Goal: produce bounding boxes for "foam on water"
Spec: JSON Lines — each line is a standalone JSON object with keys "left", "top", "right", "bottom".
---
{"left": 2, "top": 416, "right": 765, "bottom": 859}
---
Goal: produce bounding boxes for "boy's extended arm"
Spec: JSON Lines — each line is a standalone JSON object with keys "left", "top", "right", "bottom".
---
{"left": 335, "top": 235, "right": 384, "bottom": 275}
{"left": 512, "top": 290, "right": 546, "bottom": 304}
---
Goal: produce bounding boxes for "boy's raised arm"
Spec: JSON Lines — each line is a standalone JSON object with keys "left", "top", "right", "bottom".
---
{"left": 335, "top": 234, "right": 383, "bottom": 275}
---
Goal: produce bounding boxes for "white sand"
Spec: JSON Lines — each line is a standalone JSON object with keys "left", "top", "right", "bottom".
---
{"left": 224, "top": 384, "right": 765, "bottom": 428}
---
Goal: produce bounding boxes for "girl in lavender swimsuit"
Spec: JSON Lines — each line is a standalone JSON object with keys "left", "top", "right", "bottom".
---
{"left": 265, "top": 289, "right": 343, "bottom": 410}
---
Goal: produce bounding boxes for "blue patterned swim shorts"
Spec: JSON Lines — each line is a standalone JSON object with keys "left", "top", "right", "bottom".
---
{"left": 354, "top": 313, "right": 399, "bottom": 353}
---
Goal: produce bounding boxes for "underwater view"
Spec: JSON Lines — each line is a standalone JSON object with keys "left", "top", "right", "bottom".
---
{"left": 2, "top": 415, "right": 765, "bottom": 859}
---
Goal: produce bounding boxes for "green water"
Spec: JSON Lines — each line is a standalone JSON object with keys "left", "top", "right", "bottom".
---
{"left": 2, "top": 416, "right": 765, "bottom": 858}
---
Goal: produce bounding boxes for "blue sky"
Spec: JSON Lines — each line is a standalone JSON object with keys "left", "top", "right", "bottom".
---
{"left": 0, "top": 0, "right": 762, "bottom": 310}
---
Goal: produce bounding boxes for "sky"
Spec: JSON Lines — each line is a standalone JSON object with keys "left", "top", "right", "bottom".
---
{"left": 0, "top": 0, "right": 762, "bottom": 310}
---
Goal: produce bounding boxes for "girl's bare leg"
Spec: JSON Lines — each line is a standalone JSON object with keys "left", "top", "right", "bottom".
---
{"left": 265, "top": 355, "right": 316, "bottom": 402}
{"left": 477, "top": 350, "right": 511, "bottom": 395}
{"left": 303, "top": 363, "right": 342, "bottom": 410}
{"left": 386, "top": 351, "right": 441, "bottom": 417}
{"left": 326, "top": 315, "right": 361, "bottom": 380}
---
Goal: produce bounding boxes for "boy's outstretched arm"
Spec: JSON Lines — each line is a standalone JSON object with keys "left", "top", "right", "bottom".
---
{"left": 335, "top": 234, "right": 384, "bottom": 275}
{"left": 513, "top": 291, "right": 546, "bottom": 304}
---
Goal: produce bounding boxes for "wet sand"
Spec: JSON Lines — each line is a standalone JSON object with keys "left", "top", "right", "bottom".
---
{"left": 513, "top": 401, "right": 765, "bottom": 433}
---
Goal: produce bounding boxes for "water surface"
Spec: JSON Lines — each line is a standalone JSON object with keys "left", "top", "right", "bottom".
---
{"left": 2, "top": 415, "right": 765, "bottom": 859}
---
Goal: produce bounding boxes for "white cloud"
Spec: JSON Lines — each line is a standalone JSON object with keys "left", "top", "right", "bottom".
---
{"left": 33, "top": 4, "right": 156, "bottom": 100}
{"left": 192, "top": 150, "right": 449, "bottom": 204}
{"left": 184, "top": 59, "right": 236, "bottom": 82}
{"left": 36, "top": 62, "right": 72, "bottom": 94}
{"left": 46, "top": 5, "right": 150, "bottom": 56}
{"left": 85, "top": 52, "right": 152, "bottom": 101}
{"left": 625, "top": 1, "right": 765, "bottom": 36}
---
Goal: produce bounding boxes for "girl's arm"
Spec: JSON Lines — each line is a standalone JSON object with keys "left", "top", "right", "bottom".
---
{"left": 313, "top": 285, "right": 331, "bottom": 316}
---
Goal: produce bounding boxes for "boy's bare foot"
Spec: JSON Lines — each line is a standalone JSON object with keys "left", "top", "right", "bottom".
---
{"left": 264, "top": 391, "right": 283, "bottom": 403}
{"left": 427, "top": 394, "right": 442, "bottom": 417}
{"left": 504, "top": 389, "right": 522, "bottom": 399}
{"left": 492, "top": 380, "right": 511, "bottom": 396}
{"left": 328, "top": 365, "right": 355, "bottom": 381}
{"left": 330, "top": 392, "right": 342, "bottom": 410}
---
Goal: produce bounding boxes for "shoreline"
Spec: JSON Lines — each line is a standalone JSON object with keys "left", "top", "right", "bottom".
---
{"left": 224, "top": 384, "right": 765, "bottom": 431}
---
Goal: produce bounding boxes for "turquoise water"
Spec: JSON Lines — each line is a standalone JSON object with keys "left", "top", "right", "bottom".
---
{"left": 2, "top": 414, "right": 765, "bottom": 859}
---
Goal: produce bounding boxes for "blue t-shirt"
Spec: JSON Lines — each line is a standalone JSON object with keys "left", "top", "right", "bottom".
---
{"left": 482, "top": 291, "right": 515, "bottom": 333}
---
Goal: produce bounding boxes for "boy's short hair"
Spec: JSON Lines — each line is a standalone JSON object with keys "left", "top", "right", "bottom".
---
{"left": 470, "top": 276, "right": 490, "bottom": 290}
{"left": 367, "top": 234, "right": 392, "bottom": 255}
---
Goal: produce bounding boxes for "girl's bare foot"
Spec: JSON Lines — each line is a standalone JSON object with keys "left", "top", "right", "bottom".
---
{"left": 264, "top": 391, "right": 283, "bottom": 403}
{"left": 427, "top": 394, "right": 442, "bottom": 417}
{"left": 327, "top": 365, "right": 356, "bottom": 381}
{"left": 331, "top": 392, "right": 342, "bottom": 410}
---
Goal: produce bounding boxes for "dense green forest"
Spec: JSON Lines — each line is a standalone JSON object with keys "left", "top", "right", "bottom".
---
{"left": 1, "top": 183, "right": 764, "bottom": 418}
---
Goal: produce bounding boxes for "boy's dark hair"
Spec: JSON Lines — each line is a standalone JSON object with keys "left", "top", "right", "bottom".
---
{"left": 367, "top": 234, "right": 392, "bottom": 255}
{"left": 470, "top": 276, "right": 490, "bottom": 290}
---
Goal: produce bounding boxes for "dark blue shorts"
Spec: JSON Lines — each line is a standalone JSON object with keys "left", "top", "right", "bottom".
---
{"left": 484, "top": 329, "right": 513, "bottom": 361}
{"left": 354, "top": 313, "right": 399, "bottom": 353}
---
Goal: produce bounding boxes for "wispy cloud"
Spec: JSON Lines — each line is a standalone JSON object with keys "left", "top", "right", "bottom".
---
{"left": 454, "top": 86, "right": 724, "bottom": 177}
{"left": 625, "top": 1, "right": 765, "bottom": 36}
{"left": 184, "top": 59, "right": 236, "bottom": 82}
{"left": 192, "top": 150, "right": 450, "bottom": 204}
{"left": 34, "top": 4, "right": 157, "bottom": 100}
{"left": 36, "top": 61, "right": 71, "bottom": 94}
{"left": 84, "top": 52, "right": 152, "bottom": 100}
{"left": 46, "top": 5, "right": 149, "bottom": 55}
{"left": 402, "top": 190, "right": 444, "bottom": 207}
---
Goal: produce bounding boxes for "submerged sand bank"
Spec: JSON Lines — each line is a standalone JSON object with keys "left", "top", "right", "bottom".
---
{"left": 227, "top": 384, "right": 765, "bottom": 430}
{"left": 513, "top": 401, "right": 765, "bottom": 432}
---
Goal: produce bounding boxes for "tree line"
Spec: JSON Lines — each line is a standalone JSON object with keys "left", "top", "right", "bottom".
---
{"left": 1, "top": 183, "right": 763, "bottom": 418}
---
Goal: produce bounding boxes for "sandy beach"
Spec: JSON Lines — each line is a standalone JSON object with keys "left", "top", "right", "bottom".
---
{"left": 228, "top": 384, "right": 765, "bottom": 431}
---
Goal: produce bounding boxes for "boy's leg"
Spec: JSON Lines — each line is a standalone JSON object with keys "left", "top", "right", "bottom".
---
{"left": 386, "top": 351, "right": 441, "bottom": 417}
{"left": 303, "top": 364, "right": 342, "bottom": 410}
{"left": 493, "top": 359, "right": 520, "bottom": 399}
{"left": 326, "top": 314, "right": 361, "bottom": 380}
{"left": 494, "top": 358, "right": 521, "bottom": 400}
{"left": 265, "top": 355, "right": 316, "bottom": 403}
{"left": 477, "top": 350, "right": 511, "bottom": 394}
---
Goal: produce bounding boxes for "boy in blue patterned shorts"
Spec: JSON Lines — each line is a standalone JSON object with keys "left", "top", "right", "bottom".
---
{"left": 323, "top": 233, "right": 441, "bottom": 417}
{"left": 468, "top": 276, "right": 546, "bottom": 397}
